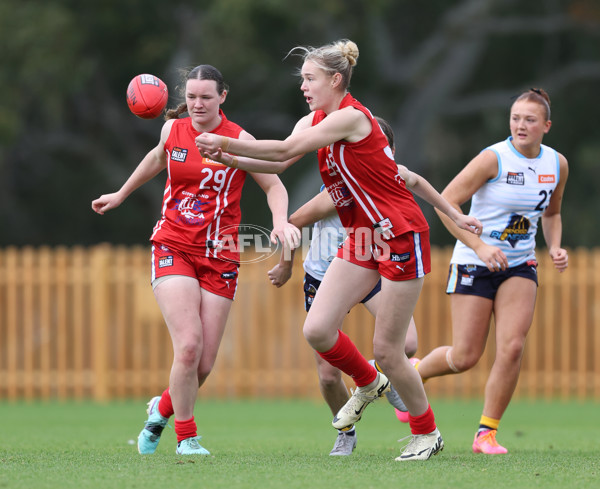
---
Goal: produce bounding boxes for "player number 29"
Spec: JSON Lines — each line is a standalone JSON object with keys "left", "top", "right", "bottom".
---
{"left": 199, "top": 168, "right": 227, "bottom": 192}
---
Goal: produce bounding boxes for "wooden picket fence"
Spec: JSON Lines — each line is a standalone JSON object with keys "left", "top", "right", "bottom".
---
{"left": 0, "top": 244, "right": 599, "bottom": 401}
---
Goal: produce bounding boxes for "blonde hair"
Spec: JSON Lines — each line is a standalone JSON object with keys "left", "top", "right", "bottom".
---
{"left": 289, "top": 39, "right": 359, "bottom": 91}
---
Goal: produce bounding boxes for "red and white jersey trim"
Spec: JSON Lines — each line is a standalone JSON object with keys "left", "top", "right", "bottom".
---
{"left": 336, "top": 144, "right": 395, "bottom": 238}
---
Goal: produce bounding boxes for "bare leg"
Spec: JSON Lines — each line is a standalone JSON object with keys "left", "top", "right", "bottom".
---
{"left": 363, "top": 294, "right": 418, "bottom": 357}
{"left": 303, "top": 258, "right": 378, "bottom": 352}
{"left": 371, "top": 277, "right": 428, "bottom": 416}
{"left": 482, "top": 277, "right": 536, "bottom": 419}
{"left": 416, "top": 294, "right": 493, "bottom": 380}
{"left": 314, "top": 353, "right": 350, "bottom": 415}
{"left": 404, "top": 318, "right": 419, "bottom": 359}
{"left": 196, "top": 288, "right": 233, "bottom": 388}
{"left": 154, "top": 277, "right": 231, "bottom": 420}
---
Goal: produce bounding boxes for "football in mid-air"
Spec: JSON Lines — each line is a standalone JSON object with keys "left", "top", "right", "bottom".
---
{"left": 126, "top": 74, "right": 168, "bottom": 119}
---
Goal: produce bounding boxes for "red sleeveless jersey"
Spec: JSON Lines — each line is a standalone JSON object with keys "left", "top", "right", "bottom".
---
{"left": 313, "top": 94, "right": 428, "bottom": 241}
{"left": 150, "top": 111, "right": 247, "bottom": 263}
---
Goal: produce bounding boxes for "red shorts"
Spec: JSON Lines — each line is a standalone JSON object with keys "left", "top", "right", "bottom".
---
{"left": 151, "top": 242, "right": 239, "bottom": 300}
{"left": 337, "top": 230, "right": 431, "bottom": 281}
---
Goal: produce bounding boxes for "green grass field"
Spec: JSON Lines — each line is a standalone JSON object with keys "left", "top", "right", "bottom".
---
{"left": 0, "top": 399, "right": 598, "bottom": 489}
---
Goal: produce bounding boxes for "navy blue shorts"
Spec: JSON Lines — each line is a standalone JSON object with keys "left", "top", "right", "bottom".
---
{"left": 446, "top": 261, "right": 538, "bottom": 300}
{"left": 303, "top": 272, "right": 382, "bottom": 312}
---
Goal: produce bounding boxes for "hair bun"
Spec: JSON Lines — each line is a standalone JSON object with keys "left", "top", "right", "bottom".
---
{"left": 530, "top": 87, "right": 551, "bottom": 106}
{"left": 338, "top": 40, "right": 359, "bottom": 66}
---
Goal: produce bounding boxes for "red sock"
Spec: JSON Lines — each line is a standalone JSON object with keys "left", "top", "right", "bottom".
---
{"left": 317, "top": 330, "right": 376, "bottom": 387}
{"left": 409, "top": 404, "right": 436, "bottom": 435}
{"left": 174, "top": 416, "right": 197, "bottom": 443}
{"left": 158, "top": 388, "right": 174, "bottom": 419}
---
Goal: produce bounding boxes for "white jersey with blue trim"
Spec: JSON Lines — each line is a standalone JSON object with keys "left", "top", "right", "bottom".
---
{"left": 302, "top": 187, "right": 347, "bottom": 281}
{"left": 450, "top": 137, "right": 560, "bottom": 268}
{"left": 303, "top": 213, "right": 346, "bottom": 281}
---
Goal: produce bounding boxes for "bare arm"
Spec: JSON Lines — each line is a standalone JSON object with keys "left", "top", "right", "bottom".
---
{"left": 230, "top": 129, "right": 300, "bottom": 250}
{"left": 289, "top": 190, "right": 337, "bottom": 229}
{"left": 398, "top": 164, "right": 482, "bottom": 235}
{"left": 267, "top": 190, "right": 338, "bottom": 287}
{"left": 251, "top": 171, "right": 301, "bottom": 250}
{"left": 195, "top": 114, "right": 314, "bottom": 174}
{"left": 541, "top": 153, "right": 569, "bottom": 272}
{"left": 433, "top": 149, "right": 509, "bottom": 271}
{"left": 91, "top": 120, "right": 172, "bottom": 214}
{"left": 195, "top": 107, "right": 371, "bottom": 173}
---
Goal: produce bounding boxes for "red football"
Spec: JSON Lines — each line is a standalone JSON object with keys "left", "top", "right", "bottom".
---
{"left": 126, "top": 74, "right": 169, "bottom": 119}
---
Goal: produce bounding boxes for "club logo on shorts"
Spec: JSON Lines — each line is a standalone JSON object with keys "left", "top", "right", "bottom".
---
{"left": 506, "top": 172, "right": 525, "bottom": 185}
{"left": 460, "top": 274, "right": 474, "bottom": 286}
{"left": 171, "top": 147, "right": 188, "bottom": 163}
{"left": 158, "top": 256, "right": 173, "bottom": 268}
{"left": 305, "top": 284, "right": 317, "bottom": 306}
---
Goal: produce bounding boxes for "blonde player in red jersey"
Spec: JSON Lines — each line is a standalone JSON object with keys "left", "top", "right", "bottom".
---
{"left": 195, "top": 40, "right": 482, "bottom": 461}
{"left": 92, "top": 65, "right": 300, "bottom": 455}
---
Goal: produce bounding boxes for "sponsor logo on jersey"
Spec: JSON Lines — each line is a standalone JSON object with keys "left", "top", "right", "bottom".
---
{"left": 158, "top": 256, "right": 173, "bottom": 268}
{"left": 207, "top": 240, "right": 223, "bottom": 250}
{"left": 490, "top": 213, "right": 531, "bottom": 248}
{"left": 506, "top": 172, "right": 525, "bottom": 185}
{"left": 373, "top": 217, "right": 395, "bottom": 240}
{"left": 202, "top": 157, "right": 227, "bottom": 167}
{"left": 171, "top": 147, "right": 188, "bottom": 162}
{"left": 538, "top": 174, "right": 555, "bottom": 184}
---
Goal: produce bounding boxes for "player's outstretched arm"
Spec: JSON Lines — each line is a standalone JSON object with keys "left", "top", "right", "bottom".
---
{"left": 267, "top": 190, "right": 338, "bottom": 287}
{"left": 91, "top": 120, "right": 172, "bottom": 214}
{"left": 398, "top": 164, "right": 482, "bottom": 235}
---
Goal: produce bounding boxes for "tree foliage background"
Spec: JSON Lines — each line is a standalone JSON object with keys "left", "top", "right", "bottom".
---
{"left": 1, "top": 0, "right": 599, "bottom": 248}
